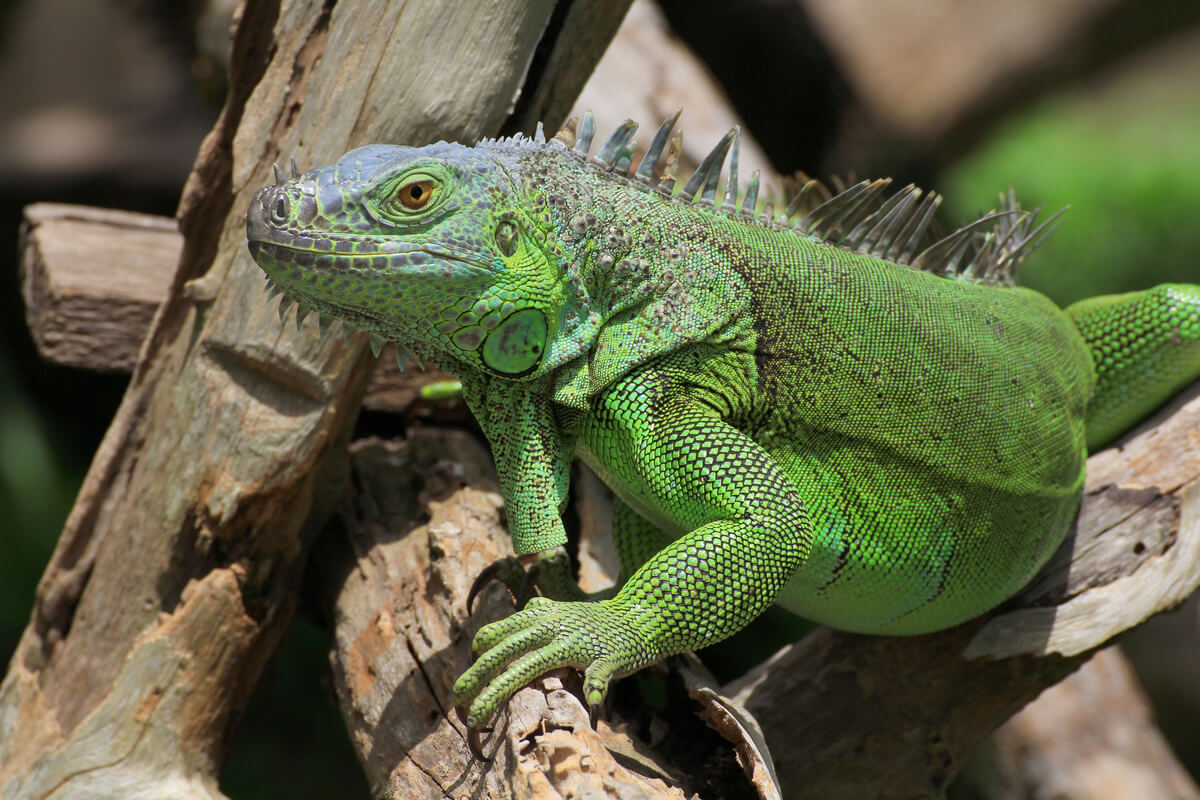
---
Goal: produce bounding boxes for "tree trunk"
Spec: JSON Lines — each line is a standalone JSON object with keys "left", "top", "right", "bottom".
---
{"left": 0, "top": 0, "right": 630, "bottom": 796}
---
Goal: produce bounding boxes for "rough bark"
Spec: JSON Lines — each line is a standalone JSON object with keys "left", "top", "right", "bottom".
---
{"left": 0, "top": 0, "right": 632, "bottom": 796}
{"left": 286, "top": 381, "right": 1197, "bottom": 799}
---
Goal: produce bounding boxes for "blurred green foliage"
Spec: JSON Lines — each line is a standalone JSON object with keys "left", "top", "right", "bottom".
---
{"left": 0, "top": 351, "right": 77, "bottom": 655}
{"left": 945, "top": 62, "right": 1200, "bottom": 305}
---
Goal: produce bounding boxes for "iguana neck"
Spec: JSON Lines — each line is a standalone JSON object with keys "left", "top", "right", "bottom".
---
{"left": 482, "top": 139, "right": 752, "bottom": 409}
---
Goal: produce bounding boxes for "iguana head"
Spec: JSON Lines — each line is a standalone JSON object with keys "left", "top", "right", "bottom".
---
{"left": 246, "top": 141, "right": 564, "bottom": 377}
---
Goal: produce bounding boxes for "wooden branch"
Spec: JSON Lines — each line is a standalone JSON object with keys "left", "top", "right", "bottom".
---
{"left": 308, "top": 386, "right": 1199, "bottom": 798}
{"left": 18, "top": 202, "right": 451, "bottom": 412}
{"left": 18, "top": 204, "right": 179, "bottom": 373}
{"left": 0, "top": 0, "right": 601, "bottom": 796}
{"left": 955, "top": 646, "right": 1200, "bottom": 799}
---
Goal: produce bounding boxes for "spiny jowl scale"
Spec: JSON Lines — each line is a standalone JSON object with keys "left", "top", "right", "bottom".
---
{"left": 245, "top": 113, "right": 1200, "bottom": 737}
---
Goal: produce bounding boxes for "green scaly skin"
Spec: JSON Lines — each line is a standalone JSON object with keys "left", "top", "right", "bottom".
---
{"left": 246, "top": 122, "right": 1200, "bottom": 736}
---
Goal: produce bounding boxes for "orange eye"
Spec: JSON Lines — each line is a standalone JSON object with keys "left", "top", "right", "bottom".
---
{"left": 398, "top": 180, "right": 435, "bottom": 210}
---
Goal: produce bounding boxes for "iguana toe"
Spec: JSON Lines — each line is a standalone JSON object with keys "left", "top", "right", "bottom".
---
{"left": 452, "top": 599, "right": 650, "bottom": 729}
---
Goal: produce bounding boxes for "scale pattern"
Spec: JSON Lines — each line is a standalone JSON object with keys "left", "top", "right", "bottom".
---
{"left": 245, "top": 115, "right": 1200, "bottom": 731}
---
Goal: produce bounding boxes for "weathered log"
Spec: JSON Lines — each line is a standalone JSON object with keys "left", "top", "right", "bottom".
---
{"left": 0, "top": 0, "right": 632, "bottom": 796}
{"left": 293, "top": 380, "right": 1200, "bottom": 799}
{"left": 309, "top": 428, "right": 780, "bottom": 799}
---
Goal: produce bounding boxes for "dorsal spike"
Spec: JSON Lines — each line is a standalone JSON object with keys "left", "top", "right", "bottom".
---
{"left": 893, "top": 192, "right": 943, "bottom": 264}
{"left": 843, "top": 184, "right": 920, "bottom": 254}
{"left": 573, "top": 111, "right": 596, "bottom": 155}
{"left": 760, "top": 199, "right": 775, "bottom": 225}
{"left": 289, "top": 155, "right": 300, "bottom": 179}
{"left": 656, "top": 130, "right": 683, "bottom": 195}
{"left": 534, "top": 121, "right": 546, "bottom": 144}
{"left": 635, "top": 110, "right": 682, "bottom": 184}
{"left": 961, "top": 230, "right": 1000, "bottom": 278}
{"left": 295, "top": 305, "right": 312, "bottom": 330}
{"left": 740, "top": 171, "right": 760, "bottom": 216}
{"left": 318, "top": 314, "right": 333, "bottom": 342}
{"left": 721, "top": 128, "right": 741, "bottom": 212}
{"left": 699, "top": 151, "right": 725, "bottom": 205}
{"left": 613, "top": 138, "right": 637, "bottom": 176}
{"left": 1010, "top": 206, "right": 1067, "bottom": 266}
{"left": 796, "top": 180, "right": 871, "bottom": 233}
{"left": 799, "top": 179, "right": 891, "bottom": 242}
{"left": 341, "top": 324, "right": 356, "bottom": 347}
{"left": 680, "top": 127, "right": 735, "bottom": 203}
{"left": 277, "top": 295, "right": 293, "bottom": 322}
{"left": 368, "top": 334, "right": 385, "bottom": 358}
{"left": 394, "top": 344, "right": 410, "bottom": 371}
{"left": 911, "top": 212, "right": 1011, "bottom": 274}
{"left": 273, "top": 163, "right": 285, "bottom": 185}
{"left": 594, "top": 119, "right": 639, "bottom": 169}
{"left": 782, "top": 178, "right": 823, "bottom": 219}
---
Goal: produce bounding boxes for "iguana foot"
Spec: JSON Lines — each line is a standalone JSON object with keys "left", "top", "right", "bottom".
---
{"left": 466, "top": 546, "right": 585, "bottom": 612}
{"left": 453, "top": 596, "right": 654, "bottom": 730}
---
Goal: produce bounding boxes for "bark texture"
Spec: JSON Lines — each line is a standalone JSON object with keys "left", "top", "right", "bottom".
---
{"left": 0, "top": 0, "right": 631, "bottom": 796}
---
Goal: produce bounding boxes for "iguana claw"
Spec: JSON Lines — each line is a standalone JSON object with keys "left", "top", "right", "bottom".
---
{"left": 465, "top": 548, "right": 585, "bottom": 615}
{"left": 452, "top": 597, "right": 652, "bottom": 732}
{"left": 466, "top": 559, "right": 508, "bottom": 614}
{"left": 588, "top": 700, "right": 603, "bottom": 730}
{"left": 467, "top": 724, "right": 492, "bottom": 761}
{"left": 515, "top": 568, "right": 538, "bottom": 609}
{"left": 455, "top": 702, "right": 495, "bottom": 761}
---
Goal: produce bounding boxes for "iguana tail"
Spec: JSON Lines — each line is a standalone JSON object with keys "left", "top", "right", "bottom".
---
{"left": 1066, "top": 283, "right": 1200, "bottom": 451}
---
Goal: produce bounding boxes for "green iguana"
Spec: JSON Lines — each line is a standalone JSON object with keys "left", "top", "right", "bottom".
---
{"left": 245, "top": 114, "right": 1200, "bottom": 751}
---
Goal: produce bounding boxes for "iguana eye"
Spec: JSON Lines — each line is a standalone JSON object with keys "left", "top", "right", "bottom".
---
{"left": 495, "top": 220, "right": 519, "bottom": 256}
{"left": 397, "top": 180, "right": 435, "bottom": 210}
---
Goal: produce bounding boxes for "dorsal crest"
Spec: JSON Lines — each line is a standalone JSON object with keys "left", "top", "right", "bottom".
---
{"left": 550, "top": 112, "right": 1065, "bottom": 286}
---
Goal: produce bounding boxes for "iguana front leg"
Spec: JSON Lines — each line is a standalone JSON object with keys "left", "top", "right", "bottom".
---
{"left": 463, "top": 378, "right": 585, "bottom": 607}
{"left": 453, "top": 370, "right": 815, "bottom": 729}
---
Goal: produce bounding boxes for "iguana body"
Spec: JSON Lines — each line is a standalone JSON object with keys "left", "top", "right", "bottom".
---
{"left": 246, "top": 115, "right": 1200, "bottom": 732}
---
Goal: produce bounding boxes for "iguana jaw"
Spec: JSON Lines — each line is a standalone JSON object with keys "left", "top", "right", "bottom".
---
{"left": 246, "top": 199, "right": 492, "bottom": 339}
